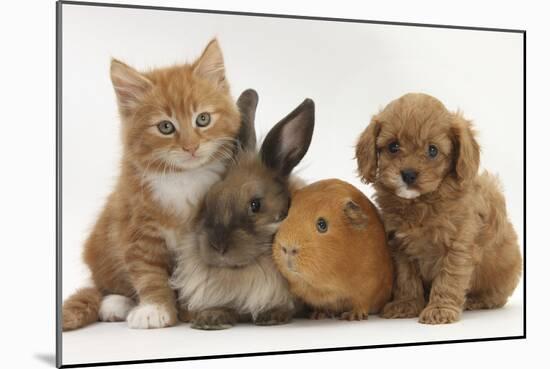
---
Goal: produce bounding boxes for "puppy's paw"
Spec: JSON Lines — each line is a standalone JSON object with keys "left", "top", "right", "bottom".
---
{"left": 98, "top": 295, "right": 135, "bottom": 322}
{"left": 380, "top": 300, "right": 423, "bottom": 319}
{"left": 464, "top": 296, "right": 507, "bottom": 310}
{"left": 127, "top": 303, "right": 177, "bottom": 329}
{"left": 419, "top": 305, "right": 460, "bottom": 324}
{"left": 255, "top": 307, "right": 293, "bottom": 326}
{"left": 340, "top": 309, "right": 368, "bottom": 321}
{"left": 191, "top": 308, "right": 237, "bottom": 330}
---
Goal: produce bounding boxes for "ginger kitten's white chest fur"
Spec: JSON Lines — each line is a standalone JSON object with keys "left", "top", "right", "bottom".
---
{"left": 144, "top": 160, "right": 226, "bottom": 219}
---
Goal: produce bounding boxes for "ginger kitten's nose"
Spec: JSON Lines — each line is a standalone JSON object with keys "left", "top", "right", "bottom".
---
{"left": 183, "top": 143, "right": 200, "bottom": 156}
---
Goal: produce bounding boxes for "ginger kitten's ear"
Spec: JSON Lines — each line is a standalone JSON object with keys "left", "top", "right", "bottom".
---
{"left": 355, "top": 117, "right": 381, "bottom": 184}
{"left": 110, "top": 59, "right": 152, "bottom": 114}
{"left": 193, "top": 39, "right": 227, "bottom": 90}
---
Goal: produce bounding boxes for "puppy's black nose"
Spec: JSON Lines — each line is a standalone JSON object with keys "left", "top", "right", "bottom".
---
{"left": 401, "top": 169, "right": 418, "bottom": 185}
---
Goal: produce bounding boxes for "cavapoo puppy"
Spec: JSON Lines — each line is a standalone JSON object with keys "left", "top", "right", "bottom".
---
{"left": 355, "top": 93, "right": 522, "bottom": 324}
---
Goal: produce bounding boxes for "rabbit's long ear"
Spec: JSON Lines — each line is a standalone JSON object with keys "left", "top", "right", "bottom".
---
{"left": 260, "top": 98, "right": 315, "bottom": 177}
{"left": 236, "top": 89, "right": 259, "bottom": 152}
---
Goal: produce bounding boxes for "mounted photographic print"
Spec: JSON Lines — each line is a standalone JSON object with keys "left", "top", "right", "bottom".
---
{"left": 56, "top": 1, "right": 526, "bottom": 367}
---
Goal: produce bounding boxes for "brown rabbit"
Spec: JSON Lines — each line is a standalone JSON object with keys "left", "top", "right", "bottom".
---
{"left": 273, "top": 179, "right": 393, "bottom": 320}
{"left": 170, "top": 95, "right": 315, "bottom": 330}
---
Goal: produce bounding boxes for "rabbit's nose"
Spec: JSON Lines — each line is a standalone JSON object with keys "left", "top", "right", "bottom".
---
{"left": 210, "top": 241, "right": 228, "bottom": 255}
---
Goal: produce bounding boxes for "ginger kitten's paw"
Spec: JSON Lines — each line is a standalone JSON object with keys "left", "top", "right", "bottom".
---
{"left": 381, "top": 300, "right": 423, "bottom": 319}
{"left": 63, "top": 309, "right": 88, "bottom": 331}
{"left": 191, "top": 308, "right": 237, "bottom": 330}
{"left": 99, "top": 295, "right": 136, "bottom": 322}
{"left": 419, "top": 305, "right": 460, "bottom": 324}
{"left": 127, "top": 303, "right": 177, "bottom": 329}
{"left": 254, "top": 307, "right": 293, "bottom": 326}
{"left": 340, "top": 309, "right": 369, "bottom": 321}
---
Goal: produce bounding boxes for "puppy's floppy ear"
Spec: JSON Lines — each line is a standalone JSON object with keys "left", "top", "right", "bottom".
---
{"left": 451, "top": 112, "right": 480, "bottom": 185}
{"left": 355, "top": 117, "right": 381, "bottom": 184}
{"left": 343, "top": 200, "right": 368, "bottom": 229}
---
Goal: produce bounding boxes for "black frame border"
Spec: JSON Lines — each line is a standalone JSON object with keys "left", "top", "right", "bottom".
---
{"left": 55, "top": 1, "right": 527, "bottom": 368}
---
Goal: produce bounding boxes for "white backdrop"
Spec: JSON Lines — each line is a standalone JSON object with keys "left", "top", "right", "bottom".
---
{"left": 62, "top": 4, "right": 524, "bottom": 300}
{"left": 3, "top": 0, "right": 547, "bottom": 369}
{"left": 59, "top": 4, "right": 524, "bottom": 364}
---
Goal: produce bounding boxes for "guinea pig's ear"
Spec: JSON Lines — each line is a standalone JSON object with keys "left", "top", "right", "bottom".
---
{"left": 236, "top": 89, "right": 258, "bottom": 152}
{"left": 260, "top": 98, "right": 315, "bottom": 178}
{"left": 343, "top": 201, "right": 368, "bottom": 229}
{"left": 451, "top": 112, "right": 480, "bottom": 185}
{"left": 355, "top": 116, "right": 381, "bottom": 184}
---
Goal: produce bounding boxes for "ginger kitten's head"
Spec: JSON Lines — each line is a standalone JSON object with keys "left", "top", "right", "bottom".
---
{"left": 110, "top": 39, "right": 240, "bottom": 171}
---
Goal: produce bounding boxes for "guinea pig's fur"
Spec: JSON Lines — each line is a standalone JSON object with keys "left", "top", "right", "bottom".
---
{"left": 273, "top": 179, "right": 393, "bottom": 320}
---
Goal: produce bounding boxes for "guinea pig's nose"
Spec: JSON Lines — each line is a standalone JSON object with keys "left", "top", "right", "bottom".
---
{"left": 401, "top": 169, "right": 418, "bottom": 185}
{"left": 282, "top": 245, "right": 299, "bottom": 256}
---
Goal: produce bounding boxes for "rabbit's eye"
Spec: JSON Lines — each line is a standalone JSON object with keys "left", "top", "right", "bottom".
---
{"left": 250, "top": 198, "right": 261, "bottom": 213}
{"left": 316, "top": 218, "right": 328, "bottom": 233}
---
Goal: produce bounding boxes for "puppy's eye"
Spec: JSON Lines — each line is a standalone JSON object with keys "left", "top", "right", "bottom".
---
{"left": 388, "top": 141, "right": 400, "bottom": 153}
{"left": 250, "top": 198, "right": 261, "bottom": 214}
{"left": 196, "top": 112, "right": 211, "bottom": 127}
{"left": 316, "top": 218, "right": 328, "bottom": 233}
{"left": 157, "top": 120, "right": 176, "bottom": 135}
{"left": 428, "top": 144, "right": 438, "bottom": 158}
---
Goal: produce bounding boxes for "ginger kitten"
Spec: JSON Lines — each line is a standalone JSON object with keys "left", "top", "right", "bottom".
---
{"left": 62, "top": 39, "right": 241, "bottom": 330}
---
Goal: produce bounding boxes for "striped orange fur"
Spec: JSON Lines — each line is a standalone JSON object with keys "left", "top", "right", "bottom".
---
{"left": 62, "top": 39, "right": 241, "bottom": 330}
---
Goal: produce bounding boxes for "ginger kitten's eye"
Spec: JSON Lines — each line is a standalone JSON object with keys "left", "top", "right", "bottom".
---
{"left": 196, "top": 112, "right": 211, "bottom": 127}
{"left": 316, "top": 218, "right": 328, "bottom": 233}
{"left": 157, "top": 120, "right": 175, "bottom": 135}
{"left": 388, "top": 141, "right": 400, "bottom": 153}
{"left": 428, "top": 144, "right": 439, "bottom": 158}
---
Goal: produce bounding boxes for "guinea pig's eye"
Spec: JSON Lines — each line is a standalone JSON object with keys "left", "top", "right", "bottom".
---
{"left": 428, "top": 144, "right": 438, "bottom": 158}
{"left": 316, "top": 218, "right": 328, "bottom": 233}
{"left": 388, "top": 141, "right": 400, "bottom": 154}
{"left": 157, "top": 120, "right": 176, "bottom": 135}
{"left": 195, "top": 112, "right": 211, "bottom": 128}
{"left": 250, "top": 198, "right": 261, "bottom": 214}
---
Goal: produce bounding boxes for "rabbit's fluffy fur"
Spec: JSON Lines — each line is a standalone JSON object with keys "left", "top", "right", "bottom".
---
{"left": 171, "top": 230, "right": 294, "bottom": 319}
{"left": 170, "top": 93, "right": 315, "bottom": 329}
